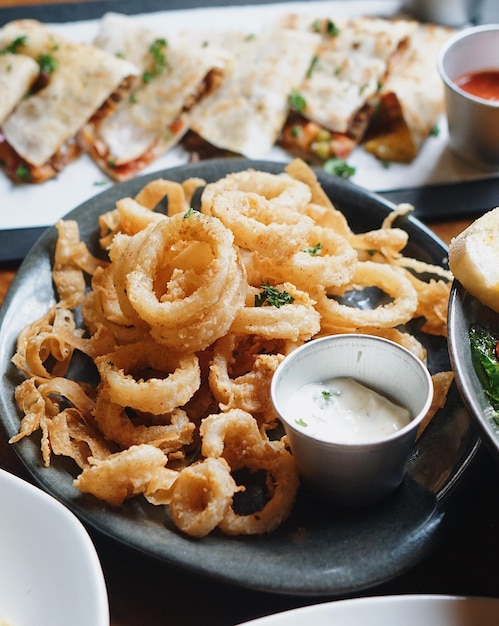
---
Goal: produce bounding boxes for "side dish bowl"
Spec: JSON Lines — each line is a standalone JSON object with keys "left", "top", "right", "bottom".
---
{"left": 271, "top": 334, "right": 434, "bottom": 506}
{"left": 0, "top": 469, "right": 109, "bottom": 626}
{"left": 438, "top": 25, "right": 499, "bottom": 169}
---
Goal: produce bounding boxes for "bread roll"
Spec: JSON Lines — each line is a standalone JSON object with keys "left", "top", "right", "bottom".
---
{"left": 449, "top": 207, "right": 499, "bottom": 313}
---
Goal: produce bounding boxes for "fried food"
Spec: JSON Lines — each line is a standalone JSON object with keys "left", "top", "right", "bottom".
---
{"left": 10, "top": 158, "right": 453, "bottom": 537}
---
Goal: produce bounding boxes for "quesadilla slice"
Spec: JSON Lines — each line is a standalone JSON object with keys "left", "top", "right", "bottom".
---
{"left": 0, "top": 52, "right": 39, "bottom": 125}
{"left": 185, "top": 28, "right": 320, "bottom": 159}
{"left": 277, "top": 15, "right": 417, "bottom": 162}
{"left": 0, "top": 19, "right": 137, "bottom": 184}
{"left": 363, "top": 24, "right": 454, "bottom": 163}
{"left": 83, "top": 12, "right": 230, "bottom": 181}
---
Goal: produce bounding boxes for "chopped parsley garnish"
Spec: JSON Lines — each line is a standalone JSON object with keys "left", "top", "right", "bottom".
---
{"left": 311, "top": 19, "right": 340, "bottom": 36}
{"left": 325, "top": 19, "right": 340, "bottom": 36}
{"left": 142, "top": 38, "right": 168, "bottom": 83}
{"left": 295, "top": 418, "right": 308, "bottom": 427}
{"left": 183, "top": 207, "right": 200, "bottom": 218}
{"left": 0, "top": 36, "right": 27, "bottom": 55}
{"left": 321, "top": 390, "right": 332, "bottom": 399}
{"left": 323, "top": 158, "right": 356, "bottom": 180}
{"left": 15, "top": 164, "right": 31, "bottom": 181}
{"left": 306, "top": 55, "right": 319, "bottom": 79}
{"left": 304, "top": 242, "right": 322, "bottom": 256}
{"left": 290, "top": 125, "right": 302, "bottom": 138}
{"left": 254, "top": 283, "right": 294, "bottom": 308}
{"left": 288, "top": 89, "right": 306, "bottom": 114}
{"left": 37, "top": 53, "right": 57, "bottom": 75}
{"left": 430, "top": 125, "right": 440, "bottom": 137}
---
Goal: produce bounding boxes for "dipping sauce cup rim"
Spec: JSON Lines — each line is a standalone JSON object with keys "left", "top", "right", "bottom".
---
{"left": 271, "top": 333, "right": 434, "bottom": 449}
{"left": 438, "top": 24, "right": 499, "bottom": 109}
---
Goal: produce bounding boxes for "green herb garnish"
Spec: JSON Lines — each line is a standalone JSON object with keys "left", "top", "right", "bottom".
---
{"left": 15, "top": 164, "right": 31, "bottom": 181}
{"left": 0, "top": 36, "right": 27, "bottom": 55}
{"left": 306, "top": 55, "right": 319, "bottom": 79}
{"left": 184, "top": 207, "right": 199, "bottom": 218}
{"left": 325, "top": 19, "right": 340, "bottom": 36}
{"left": 142, "top": 38, "right": 168, "bottom": 83}
{"left": 288, "top": 89, "right": 306, "bottom": 114}
{"left": 37, "top": 53, "right": 57, "bottom": 75}
{"left": 323, "top": 158, "right": 356, "bottom": 180}
{"left": 254, "top": 283, "right": 294, "bottom": 308}
{"left": 304, "top": 242, "right": 322, "bottom": 256}
{"left": 295, "top": 418, "right": 308, "bottom": 427}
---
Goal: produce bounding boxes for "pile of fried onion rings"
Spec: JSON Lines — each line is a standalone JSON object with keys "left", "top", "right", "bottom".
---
{"left": 10, "top": 158, "right": 454, "bottom": 537}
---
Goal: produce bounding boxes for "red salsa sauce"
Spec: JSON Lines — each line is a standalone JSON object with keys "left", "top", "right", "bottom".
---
{"left": 455, "top": 69, "right": 499, "bottom": 101}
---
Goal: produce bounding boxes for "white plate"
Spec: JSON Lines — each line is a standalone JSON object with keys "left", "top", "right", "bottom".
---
{"left": 0, "top": 469, "right": 109, "bottom": 626}
{"left": 239, "top": 595, "right": 499, "bottom": 625}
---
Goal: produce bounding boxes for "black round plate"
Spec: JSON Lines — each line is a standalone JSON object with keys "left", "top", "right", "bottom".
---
{"left": 0, "top": 158, "right": 480, "bottom": 596}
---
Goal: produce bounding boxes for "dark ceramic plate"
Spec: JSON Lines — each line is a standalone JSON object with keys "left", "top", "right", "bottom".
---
{"left": 0, "top": 158, "right": 480, "bottom": 596}
{"left": 448, "top": 281, "right": 499, "bottom": 456}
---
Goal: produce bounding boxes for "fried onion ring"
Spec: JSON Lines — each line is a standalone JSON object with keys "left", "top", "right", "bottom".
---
{"left": 209, "top": 190, "right": 313, "bottom": 257}
{"left": 315, "top": 261, "right": 418, "bottom": 329}
{"left": 253, "top": 226, "right": 357, "bottom": 290}
{"left": 74, "top": 444, "right": 168, "bottom": 506}
{"left": 95, "top": 342, "right": 200, "bottom": 415}
{"left": 201, "top": 169, "right": 312, "bottom": 213}
{"left": 93, "top": 388, "right": 195, "bottom": 452}
{"left": 230, "top": 283, "right": 320, "bottom": 342}
{"left": 167, "top": 457, "right": 240, "bottom": 538}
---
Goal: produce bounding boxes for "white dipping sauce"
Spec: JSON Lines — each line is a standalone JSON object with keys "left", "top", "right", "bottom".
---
{"left": 286, "top": 376, "right": 411, "bottom": 444}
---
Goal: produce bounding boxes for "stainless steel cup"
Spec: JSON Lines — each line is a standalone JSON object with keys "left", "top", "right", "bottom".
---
{"left": 271, "top": 334, "right": 434, "bottom": 507}
{"left": 438, "top": 25, "right": 499, "bottom": 170}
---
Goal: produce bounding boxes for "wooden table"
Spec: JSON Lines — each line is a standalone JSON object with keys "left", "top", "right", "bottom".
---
{"left": 2, "top": 0, "right": 499, "bottom": 623}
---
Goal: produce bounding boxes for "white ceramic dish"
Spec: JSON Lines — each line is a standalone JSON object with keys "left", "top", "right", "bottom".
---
{"left": 238, "top": 594, "right": 499, "bottom": 625}
{"left": 0, "top": 469, "right": 109, "bottom": 626}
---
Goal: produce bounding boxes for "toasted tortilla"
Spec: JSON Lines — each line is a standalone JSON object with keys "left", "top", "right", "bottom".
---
{"left": 0, "top": 53, "right": 39, "bottom": 124}
{"left": 187, "top": 28, "right": 320, "bottom": 159}
{"left": 277, "top": 15, "right": 416, "bottom": 161}
{"left": 363, "top": 24, "right": 454, "bottom": 163}
{"left": 85, "top": 12, "right": 230, "bottom": 181}
{"left": 0, "top": 19, "right": 137, "bottom": 183}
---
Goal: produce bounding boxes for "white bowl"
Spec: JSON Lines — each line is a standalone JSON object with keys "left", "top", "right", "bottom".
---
{"left": 238, "top": 594, "right": 499, "bottom": 625}
{"left": 0, "top": 469, "right": 109, "bottom": 626}
{"left": 271, "top": 334, "right": 433, "bottom": 506}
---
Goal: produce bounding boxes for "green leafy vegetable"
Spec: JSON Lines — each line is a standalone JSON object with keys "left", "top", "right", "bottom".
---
{"left": 469, "top": 323, "right": 499, "bottom": 419}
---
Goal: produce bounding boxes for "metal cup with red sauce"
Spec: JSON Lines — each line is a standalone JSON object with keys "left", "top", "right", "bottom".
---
{"left": 438, "top": 25, "right": 499, "bottom": 169}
